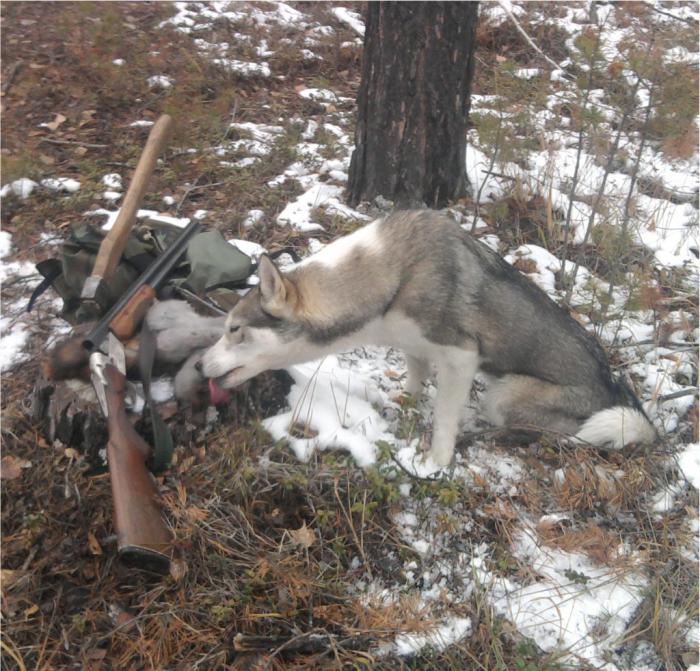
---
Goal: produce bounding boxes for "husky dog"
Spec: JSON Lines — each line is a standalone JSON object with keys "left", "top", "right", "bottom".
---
{"left": 198, "top": 210, "right": 656, "bottom": 466}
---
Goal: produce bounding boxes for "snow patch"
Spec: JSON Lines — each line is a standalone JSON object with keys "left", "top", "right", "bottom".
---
{"left": 41, "top": 177, "right": 80, "bottom": 193}
{"left": 1, "top": 178, "right": 38, "bottom": 199}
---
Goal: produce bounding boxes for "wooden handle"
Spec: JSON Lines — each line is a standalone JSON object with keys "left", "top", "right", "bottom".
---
{"left": 92, "top": 115, "right": 174, "bottom": 282}
{"left": 103, "top": 365, "right": 172, "bottom": 561}
{"left": 109, "top": 284, "right": 156, "bottom": 341}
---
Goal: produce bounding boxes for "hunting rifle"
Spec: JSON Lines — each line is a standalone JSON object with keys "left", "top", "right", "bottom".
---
{"left": 45, "top": 220, "right": 202, "bottom": 381}
{"left": 47, "top": 220, "right": 201, "bottom": 573}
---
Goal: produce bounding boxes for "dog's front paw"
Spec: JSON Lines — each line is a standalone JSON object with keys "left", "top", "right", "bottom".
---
{"left": 424, "top": 446, "right": 453, "bottom": 468}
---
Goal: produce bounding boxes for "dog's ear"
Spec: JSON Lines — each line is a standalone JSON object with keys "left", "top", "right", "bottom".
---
{"left": 258, "top": 254, "right": 287, "bottom": 314}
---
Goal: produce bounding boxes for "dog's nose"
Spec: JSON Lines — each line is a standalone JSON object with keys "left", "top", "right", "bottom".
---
{"left": 194, "top": 360, "right": 203, "bottom": 374}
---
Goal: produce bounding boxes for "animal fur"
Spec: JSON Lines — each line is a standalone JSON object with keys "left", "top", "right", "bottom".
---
{"left": 188, "top": 210, "right": 656, "bottom": 466}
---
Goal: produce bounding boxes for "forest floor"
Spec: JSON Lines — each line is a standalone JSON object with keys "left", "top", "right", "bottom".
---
{"left": 1, "top": 2, "right": 698, "bottom": 670}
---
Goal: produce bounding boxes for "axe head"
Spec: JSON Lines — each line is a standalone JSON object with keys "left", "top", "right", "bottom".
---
{"left": 77, "top": 276, "right": 113, "bottom": 321}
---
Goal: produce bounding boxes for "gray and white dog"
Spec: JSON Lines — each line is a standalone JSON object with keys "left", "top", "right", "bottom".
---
{"left": 165, "top": 210, "right": 656, "bottom": 466}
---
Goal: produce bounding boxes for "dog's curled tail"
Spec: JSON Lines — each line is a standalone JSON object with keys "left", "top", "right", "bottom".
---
{"left": 576, "top": 406, "right": 657, "bottom": 449}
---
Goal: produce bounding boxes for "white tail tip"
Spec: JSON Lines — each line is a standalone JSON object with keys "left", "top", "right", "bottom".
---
{"left": 576, "top": 406, "right": 657, "bottom": 449}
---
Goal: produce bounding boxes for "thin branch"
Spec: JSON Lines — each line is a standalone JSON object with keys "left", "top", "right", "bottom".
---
{"left": 471, "top": 108, "right": 504, "bottom": 232}
{"left": 495, "top": 0, "right": 570, "bottom": 75}
{"left": 39, "top": 138, "right": 108, "bottom": 149}
{"left": 564, "top": 39, "right": 654, "bottom": 305}
{"left": 609, "top": 339, "right": 699, "bottom": 349}
{"left": 621, "top": 87, "right": 655, "bottom": 238}
{"left": 1, "top": 62, "right": 22, "bottom": 96}
{"left": 560, "top": 25, "right": 603, "bottom": 290}
{"left": 658, "top": 388, "right": 698, "bottom": 403}
{"left": 644, "top": 2, "right": 698, "bottom": 25}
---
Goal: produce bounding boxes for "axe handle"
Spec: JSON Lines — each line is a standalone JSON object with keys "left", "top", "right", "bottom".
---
{"left": 92, "top": 114, "right": 174, "bottom": 281}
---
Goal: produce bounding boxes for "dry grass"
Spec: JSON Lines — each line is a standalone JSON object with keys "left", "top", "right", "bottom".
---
{"left": 1, "top": 2, "right": 698, "bottom": 670}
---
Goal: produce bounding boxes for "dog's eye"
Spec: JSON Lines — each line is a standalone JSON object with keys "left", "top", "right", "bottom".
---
{"left": 229, "top": 325, "right": 240, "bottom": 334}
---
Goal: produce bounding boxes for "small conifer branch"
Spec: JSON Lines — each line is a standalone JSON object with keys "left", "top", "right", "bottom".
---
{"left": 495, "top": 0, "right": 574, "bottom": 76}
{"left": 564, "top": 36, "right": 656, "bottom": 306}
{"left": 559, "top": 25, "right": 604, "bottom": 292}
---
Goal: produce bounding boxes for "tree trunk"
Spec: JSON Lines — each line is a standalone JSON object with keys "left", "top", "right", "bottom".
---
{"left": 347, "top": 1, "right": 479, "bottom": 209}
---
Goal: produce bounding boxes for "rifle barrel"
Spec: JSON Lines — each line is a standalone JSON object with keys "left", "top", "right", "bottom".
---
{"left": 84, "top": 221, "right": 201, "bottom": 351}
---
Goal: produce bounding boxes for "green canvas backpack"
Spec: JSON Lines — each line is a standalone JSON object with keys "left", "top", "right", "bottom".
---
{"left": 29, "top": 219, "right": 254, "bottom": 321}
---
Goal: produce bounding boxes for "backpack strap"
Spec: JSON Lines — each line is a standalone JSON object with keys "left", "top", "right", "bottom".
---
{"left": 26, "top": 259, "right": 63, "bottom": 312}
{"left": 138, "top": 320, "right": 174, "bottom": 472}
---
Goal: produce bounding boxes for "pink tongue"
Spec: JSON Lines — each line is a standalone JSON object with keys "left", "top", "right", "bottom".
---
{"left": 208, "top": 378, "right": 232, "bottom": 406}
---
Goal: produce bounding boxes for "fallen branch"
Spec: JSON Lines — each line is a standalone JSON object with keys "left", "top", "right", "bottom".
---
{"left": 635, "top": 175, "right": 699, "bottom": 207}
{"left": 231, "top": 631, "right": 375, "bottom": 655}
{"left": 39, "top": 138, "right": 108, "bottom": 149}
{"left": 2, "top": 62, "right": 22, "bottom": 96}
{"left": 610, "top": 339, "right": 699, "bottom": 349}
{"left": 659, "top": 387, "right": 698, "bottom": 403}
{"left": 496, "top": 0, "right": 572, "bottom": 75}
{"left": 645, "top": 3, "right": 698, "bottom": 25}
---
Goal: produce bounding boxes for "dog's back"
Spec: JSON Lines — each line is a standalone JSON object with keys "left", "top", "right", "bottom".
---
{"left": 378, "top": 210, "right": 655, "bottom": 446}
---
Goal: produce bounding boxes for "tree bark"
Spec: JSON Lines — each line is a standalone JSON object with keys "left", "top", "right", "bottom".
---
{"left": 347, "top": 1, "right": 479, "bottom": 209}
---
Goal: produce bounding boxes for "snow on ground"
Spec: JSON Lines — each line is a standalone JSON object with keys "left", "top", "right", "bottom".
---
{"left": 264, "top": 356, "right": 394, "bottom": 467}
{"left": 0, "top": 233, "right": 44, "bottom": 370}
{"left": 2, "top": 1, "right": 697, "bottom": 666}
{"left": 473, "top": 530, "right": 647, "bottom": 667}
{"left": 0, "top": 178, "right": 38, "bottom": 199}
{"left": 228, "top": 3, "right": 696, "bottom": 665}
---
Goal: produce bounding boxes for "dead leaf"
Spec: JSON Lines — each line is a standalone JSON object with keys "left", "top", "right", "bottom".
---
{"left": 326, "top": 104, "right": 337, "bottom": 113}
{"left": 44, "top": 113, "right": 66, "bottom": 131}
{"left": 312, "top": 603, "right": 345, "bottom": 622}
{"left": 108, "top": 603, "right": 136, "bottom": 631}
{"left": 39, "top": 153, "right": 55, "bottom": 166}
{"left": 79, "top": 109, "right": 96, "bottom": 127}
{"left": 253, "top": 558, "right": 270, "bottom": 580}
{"left": 87, "top": 531, "right": 103, "bottom": 556}
{"left": 471, "top": 472, "right": 488, "bottom": 489}
{"left": 64, "top": 447, "right": 80, "bottom": 460}
{"left": 1, "top": 569, "right": 26, "bottom": 590}
{"left": 24, "top": 603, "right": 39, "bottom": 618}
{"left": 1, "top": 455, "right": 32, "bottom": 480}
{"left": 289, "top": 522, "right": 315, "bottom": 549}
{"left": 169, "top": 557, "right": 187, "bottom": 581}
{"left": 74, "top": 146, "right": 88, "bottom": 157}
{"left": 513, "top": 258, "right": 538, "bottom": 274}
{"left": 384, "top": 369, "right": 401, "bottom": 380}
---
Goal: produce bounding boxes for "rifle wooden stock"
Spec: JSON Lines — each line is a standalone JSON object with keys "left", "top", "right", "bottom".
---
{"left": 103, "top": 364, "right": 171, "bottom": 573}
{"left": 109, "top": 285, "right": 156, "bottom": 341}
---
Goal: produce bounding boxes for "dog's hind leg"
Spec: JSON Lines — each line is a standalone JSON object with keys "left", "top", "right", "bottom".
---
{"left": 484, "top": 375, "right": 587, "bottom": 439}
{"left": 405, "top": 355, "right": 430, "bottom": 399}
{"left": 427, "top": 349, "right": 478, "bottom": 467}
